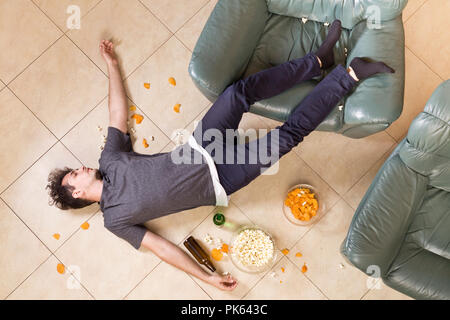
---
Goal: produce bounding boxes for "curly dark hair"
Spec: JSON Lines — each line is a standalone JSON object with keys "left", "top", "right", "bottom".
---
{"left": 46, "top": 167, "right": 95, "bottom": 210}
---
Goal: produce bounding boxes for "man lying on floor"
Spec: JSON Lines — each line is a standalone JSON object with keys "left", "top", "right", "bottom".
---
{"left": 46, "top": 21, "right": 394, "bottom": 291}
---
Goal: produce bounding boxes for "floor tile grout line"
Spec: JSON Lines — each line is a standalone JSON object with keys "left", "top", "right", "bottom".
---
{"left": 122, "top": 206, "right": 217, "bottom": 300}
{"left": 284, "top": 254, "right": 331, "bottom": 300}
{"left": 4, "top": 33, "right": 65, "bottom": 87}
{"left": 0, "top": 89, "right": 105, "bottom": 198}
{"left": 3, "top": 251, "right": 53, "bottom": 300}
{"left": 286, "top": 196, "right": 343, "bottom": 251}
{"left": 341, "top": 141, "right": 399, "bottom": 210}
{"left": 338, "top": 134, "right": 397, "bottom": 200}
{"left": 405, "top": 45, "right": 446, "bottom": 82}
{"left": 138, "top": 0, "right": 211, "bottom": 37}
{"left": 403, "top": 0, "right": 430, "bottom": 24}
{"left": 52, "top": 253, "right": 97, "bottom": 300}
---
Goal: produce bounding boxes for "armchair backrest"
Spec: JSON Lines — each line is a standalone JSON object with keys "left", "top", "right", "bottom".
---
{"left": 399, "top": 80, "right": 450, "bottom": 192}
{"left": 266, "top": 0, "right": 408, "bottom": 29}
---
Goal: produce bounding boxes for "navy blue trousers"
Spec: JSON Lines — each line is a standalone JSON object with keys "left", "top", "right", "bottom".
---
{"left": 194, "top": 53, "right": 357, "bottom": 196}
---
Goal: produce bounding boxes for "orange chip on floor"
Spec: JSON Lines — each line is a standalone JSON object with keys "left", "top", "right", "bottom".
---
{"left": 281, "top": 267, "right": 285, "bottom": 273}
{"left": 57, "top": 263, "right": 65, "bottom": 274}
{"left": 295, "top": 252, "right": 303, "bottom": 257}
{"left": 301, "top": 263, "right": 308, "bottom": 273}
{"left": 173, "top": 103, "right": 181, "bottom": 113}
{"left": 281, "top": 248, "right": 289, "bottom": 255}
{"left": 53, "top": 233, "right": 60, "bottom": 240}
{"left": 168, "top": 77, "right": 176, "bottom": 86}
{"left": 81, "top": 222, "right": 90, "bottom": 230}
{"left": 144, "top": 83, "right": 150, "bottom": 90}
{"left": 220, "top": 243, "right": 229, "bottom": 253}
{"left": 131, "top": 114, "right": 144, "bottom": 124}
{"left": 211, "top": 248, "right": 223, "bottom": 261}
{"left": 143, "top": 138, "right": 149, "bottom": 148}
{"left": 129, "top": 105, "right": 137, "bottom": 111}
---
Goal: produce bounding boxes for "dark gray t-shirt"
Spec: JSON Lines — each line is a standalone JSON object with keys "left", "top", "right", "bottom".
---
{"left": 99, "top": 126, "right": 216, "bottom": 249}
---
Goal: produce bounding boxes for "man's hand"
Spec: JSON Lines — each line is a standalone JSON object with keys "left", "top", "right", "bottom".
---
{"left": 99, "top": 40, "right": 118, "bottom": 67}
{"left": 207, "top": 273, "right": 238, "bottom": 291}
{"left": 141, "top": 231, "right": 238, "bottom": 292}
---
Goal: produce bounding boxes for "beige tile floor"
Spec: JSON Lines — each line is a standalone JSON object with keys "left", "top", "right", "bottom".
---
{"left": 0, "top": 0, "right": 448, "bottom": 300}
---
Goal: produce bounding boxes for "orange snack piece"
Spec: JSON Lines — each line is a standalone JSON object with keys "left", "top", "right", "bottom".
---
{"left": 211, "top": 248, "right": 223, "bottom": 261}
{"left": 284, "top": 187, "right": 319, "bottom": 221}
{"left": 80, "top": 222, "right": 90, "bottom": 230}
{"left": 220, "top": 243, "right": 229, "bottom": 254}
{"left": 295, "top": 252, "right": 303, "bottom": 258}
{"left": 301, "top": 263, "right": 308, "bottom": 273}
{"left": 53, "top": 233, "right": 60, "bottom": 240}
{"left": 57, "top": 263, "right": 65, "bottom": 274}
{"left": 173, "top": 103, "right": 181, "bottom": 113}
{"left": 144, "top": 83, "right": 151, "bottom": 90}
{"left": 281, "top": 267, "right": 285, "bottom": 273}
{"left": 143, "top": 139, "right": 149, "bottom": 148}
{"left": 131, "top": 114, "right": 144, "bottom": 124}
{"left": 281, "top": 248, "right": 289, "bottom": 255}
{"left": 168, "top": 77, "right": 176, "bottom": 86}
{"left": 129, "top": 105, "right": 137, "bottom": 111}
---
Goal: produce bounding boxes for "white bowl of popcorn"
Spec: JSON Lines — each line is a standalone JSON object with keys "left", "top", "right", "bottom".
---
{"left": 229, "top": 225, "right": 277, "bottom": 274}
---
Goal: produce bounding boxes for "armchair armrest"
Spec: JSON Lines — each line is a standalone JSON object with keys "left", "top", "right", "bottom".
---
{"left": 340, "top": 144, "right": 428, "bottom": 277}
{"left": 342, "top": 16, "right": 405, "bottom": 138}
{"left": 188, "top": 0, "right": 269, "bottom": 101}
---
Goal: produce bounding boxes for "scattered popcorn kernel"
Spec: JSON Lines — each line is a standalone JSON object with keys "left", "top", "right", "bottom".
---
{"left": 57, "top": 263, "right": 65, "bottom": 274}
{"left": 301, "top": 263, "right": 308, "bottom": 273}
{"left": 129, "top": 105, "right": 137, "bottom": 111}
{"left": 295, "top": 252, "right": 303, "bottom": 258}
{"left": 324, "top": 22, "right": 330, "bottom": 26}
{"left": 269, "top": 272, "right": 277, "bottom": 278}
{"left": 222, "top": 271, "right": 231, "bottom": 276}
{"left": 143, "top": 139, "right": 149, "bottom": 148}
{"left": 168, "top": 77, "right": 176, "bottom": 86}
{"left": 144, "top": 83, "right": 150, "bottom": 90}
{"left": 99, "top": 145, "right": 104, "bottom": 151}
{"left": 53, "top": 233, "right": 60, "bottom": 240}
{"left": 281, "top": 248, "right": 289, "bottom": 256}
{"left": 339, "top": 263, "right": 345, "bottom": 269}
{"left": 302, "top": 18, "right": 308, "bottom": 24}
{"left": 80, "top": 222, "right": 90, "bottom": 230}
{"left": 97, "top": 126, "right": 102, "bottom": 132}
{"left": 211, "top": 248, "right": 223, "bottom": 261}
{"left": 281, "top": 267, "right": 285, "bottom": 273}
{"left": 204, "top": 234, "right": 213, "bottom": 244}
{"left": 173, "top": 103, "right": 181, "bottom": 113}
{"left": 221, "top": 243, "right": 229, "bottom": 254}
{"left": 131, "top": 114, "right": 144, "bottom": 124}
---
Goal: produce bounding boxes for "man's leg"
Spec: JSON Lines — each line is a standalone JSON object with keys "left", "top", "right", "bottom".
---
{"left": 194, "top": 53, "right": 321, "bottom": 148}
{"left": 216, "top": 64, "right": 358, "bottom": 195}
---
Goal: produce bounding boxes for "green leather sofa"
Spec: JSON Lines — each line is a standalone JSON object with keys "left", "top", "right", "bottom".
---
{"left": 189, "top": 0, "right": 407, "bottom": 138}
{"left": 341, "top": 80, "right": 450, "bottom": 300}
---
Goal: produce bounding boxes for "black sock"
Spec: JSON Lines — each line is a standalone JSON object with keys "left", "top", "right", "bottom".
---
{"left": 350, "top": 58, "right": 395, "bottom": 81}
{"left": 315, "top": 20, "right": 342, "bottom": 69}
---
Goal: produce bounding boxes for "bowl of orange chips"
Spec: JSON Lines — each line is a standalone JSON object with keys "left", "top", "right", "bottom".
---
{"left": 283, "top": 184, "right": 322, "bottom": 226}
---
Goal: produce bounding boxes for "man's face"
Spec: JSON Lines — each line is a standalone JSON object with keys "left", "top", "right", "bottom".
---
{"left": 62, "top": 166, "right": 102, "bottom": 199}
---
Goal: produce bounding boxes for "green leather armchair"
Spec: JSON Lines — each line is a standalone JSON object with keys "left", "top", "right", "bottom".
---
{"left": 189, "top": 0, "right": 407, "bottom": 138}
{"left": 341, "top": 80, "right": 450, "bottom": 300}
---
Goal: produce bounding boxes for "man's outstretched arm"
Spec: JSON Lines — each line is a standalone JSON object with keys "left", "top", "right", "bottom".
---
{"left": 141, "top": 230, "right": 238, "bottom": 291}
{"left": 100, "top": 40, "right": 128, "bottom": 134}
